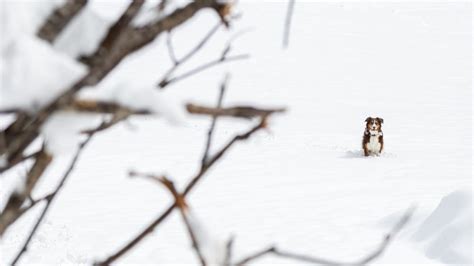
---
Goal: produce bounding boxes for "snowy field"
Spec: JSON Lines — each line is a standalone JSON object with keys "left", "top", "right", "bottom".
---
{"left": 0, "top": 1, "right": 472, "bottom": 265}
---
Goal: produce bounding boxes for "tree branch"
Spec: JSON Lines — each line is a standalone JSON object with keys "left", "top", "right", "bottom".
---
{"left": 79, "top": 0, "right": 145, "bottom": 66}
{"left": 96, "top": 117, "right": 270, "bottom": 265}
{"left": 159, "top": 22, "right": 222, "bottom": 89}
{"left": 187, "top": 104, "right": 286, "bottom": 120}
{"left": 37, "top": 0, "right": 88, "bottom": 43}
{"left": 201, "top": 74, "right": 228, "bottom": 167}
{"left": 283, "top": 0, "right": 295, "bottom": 48}
{"left": 129, "top": 172, "right": 208, "bottom": 266}
{"left": 235, "top": 207, "right": 415, "bottom": 265}
{"left": 0, "top": 148, "right": 53, "bottom": 236}
{"left": 10, "top": 134, "right": 95, "bottom": 265}
{"left": 158, "top": 54, "right": 249, "bottom": 88}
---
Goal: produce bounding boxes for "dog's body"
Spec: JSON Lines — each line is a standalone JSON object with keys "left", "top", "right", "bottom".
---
{"left": 362, "top": 117, "right": 384, "bottom": 156}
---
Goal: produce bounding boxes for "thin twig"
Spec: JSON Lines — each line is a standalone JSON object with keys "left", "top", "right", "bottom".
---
{"left": 224, "top": 235, "right": 235, "bottom": 266}
{"left": 130, "top": 172, "right": 208, "bottom": 266}
{"left": 355, "top": 206, "right": 416, "bottom": 265}
{"left": 11, "top": 134, "right": 95, "bottom": 265}
{"left": 159, "top": 22, "right": 223, "bottom": 88}
{"left": 235, "top": 206, "right": 416, "bottom": 265}
{"left": 201, "top": 74, "right": 229, "bottom": 167}
{"left": 158, "top": 54, "right": 249, "bottom": 88}
{"left": 166, "top": 32, "right": 180, "bottom": 65}
{"left": 283, "top": 0, "right": 295, "bottom": 48}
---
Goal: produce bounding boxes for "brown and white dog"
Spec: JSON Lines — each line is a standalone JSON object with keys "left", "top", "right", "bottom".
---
{"left": 362, "top": 117, "right": 384, "bottom": 156}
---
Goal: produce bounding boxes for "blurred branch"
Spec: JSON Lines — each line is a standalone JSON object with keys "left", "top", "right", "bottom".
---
{"left": 187, "top": 104, "right": 286, "bottom": 120}
{"left": 158, "top": 54, "right": 248, "bottom": 88}
{"left": 159, "top": 22, "right": 222, "bottom": 88}
{"left": 224, "top": 236, "right": 235, "bottom": 266}
{"left": 10, "top": 134, "right": 95, "bottom": 265}
{"left": 283, "top": 0, "right": 295, "bottom": 48}
{"left": 79, "top": 0, "right": 145, "bottom": 66}
{"left": 158, "top": 25, "right": 250, "bottom": 89}
{"left": 201, "top": 74, "right": 228, "bottom": 167}
{"left": 96, "top": 116, "right": 270, "bottom": 265}
{"left": 0, "top": 148, "right": 52, "bottom": 236}
{"left": 69, "top": 99, "right": 151, "bottom": 115}
{"left": 235, "top": 207, "right": 415, "bottom": 265}
{"left": 129, "top": 172, "right": 208, "bottom": 266}
{"left": 37, "top": 0, "right": 88, "bottom": 43}
{"left": 354, "top": 206, "right": 415, "bottom": 265}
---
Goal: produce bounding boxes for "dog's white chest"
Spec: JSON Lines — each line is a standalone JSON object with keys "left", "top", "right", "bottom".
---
{"left": 367, "top": 136, "right": 381, "bottom": 153}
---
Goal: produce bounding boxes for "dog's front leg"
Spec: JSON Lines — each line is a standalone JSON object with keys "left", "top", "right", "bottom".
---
{"left": 363, "top": 145, "right": 369, "bottom": 156}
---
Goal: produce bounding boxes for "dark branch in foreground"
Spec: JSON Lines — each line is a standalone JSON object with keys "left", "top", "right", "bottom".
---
{"left": 235, "top": 206, "right": 415, "bottom": 265}
{"left": 11, "top": 135, "right": 95, "bottom": 265}
{"left": 37, "top": 0, "right": 88, "bottom": 43}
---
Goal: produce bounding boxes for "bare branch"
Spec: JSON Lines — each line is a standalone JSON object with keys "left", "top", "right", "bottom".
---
{"left": 201, "top": 74, "right": 228, "bottom": 167}
{"left": 130, "top": 172, "right": 207, "bottom": 266}
{"left": 166, "top": 32, "right": 180, "bottom": 65}
{"left": 69, "top": 99, "right": 152, "bottom": 115}
{"left": 10, "top": 134, "right": 95, "bottom": 265}
{"left": 158, "top": 23, "right": 252, "bottom": 89}
{"left": 355, "top": 206, "right": 416, "bottom": 265}
{"left": 224, "top": 236, "right": 235, "bottom": 266}
{"left": 81, "top": 112, "right": 131, "bottom": 135}
{"left": 158, "top": 54, "right": 249, "bottom": 88}
{"left": 235, "top": 207, "right": 416, "bottom": 265}
{"left": 96, "top": 117, "right": 270, "bottom": 265}
{"left": 283, "top": 0, "right": 295, "bottom": 48}
{"left": 187, "top": 104, "right": 286, "bottom": 120}
{"left": 0, "top": 148, "right": 52, "bottom": 236}
{"left": 160, "top": 22, "right": 222, "bottom": 88}
{"left": 37, "top": 0, "right": 88, "bottom": 43}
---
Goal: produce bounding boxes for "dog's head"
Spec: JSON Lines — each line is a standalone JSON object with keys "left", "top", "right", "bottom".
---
{"left": 365, "top": 117, "right": 383, "bottom": 131}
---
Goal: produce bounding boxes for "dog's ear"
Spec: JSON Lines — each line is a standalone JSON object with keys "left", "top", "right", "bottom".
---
{"left": 377, "top": 117, "right": 384, "bottom": 124}
{"left": 365, "top": 117, "right": 371, "bottom": 123}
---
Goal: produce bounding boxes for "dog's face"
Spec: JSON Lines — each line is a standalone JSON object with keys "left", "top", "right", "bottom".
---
{"left": 365, "top": 117, "right": 383, "bottom": 131}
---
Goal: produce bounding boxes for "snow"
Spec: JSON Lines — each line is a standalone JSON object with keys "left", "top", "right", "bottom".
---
{"left": 412, "top": 190, "right": 472, "bottom": 265}
{"left": 0, "top": 1, "right": 471, "bottom": 265}
{"left": 0, "top": 34, "right": 86, "bottom": 112}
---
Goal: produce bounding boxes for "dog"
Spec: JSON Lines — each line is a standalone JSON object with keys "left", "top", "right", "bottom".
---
{"left": 362, "top": 117, "right": 384, "bottom": 156}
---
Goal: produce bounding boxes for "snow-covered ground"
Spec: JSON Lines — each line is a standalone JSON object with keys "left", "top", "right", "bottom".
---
{"left": 1, "top": 1, "right": 472, "bottom": 265}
